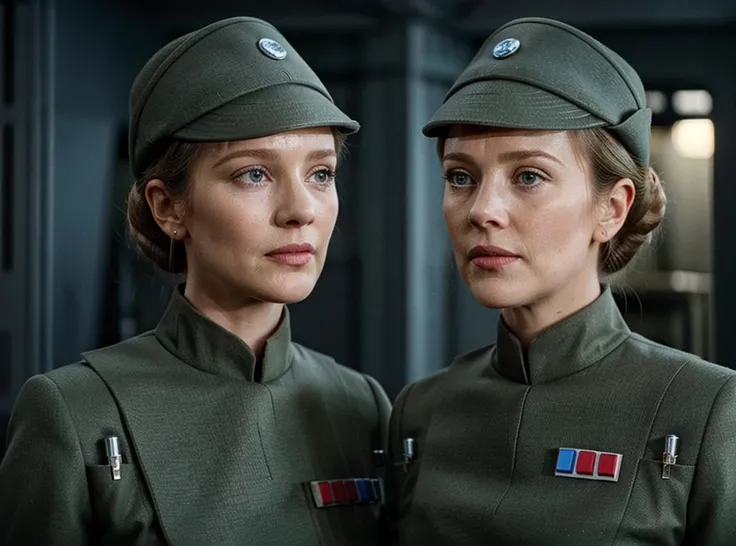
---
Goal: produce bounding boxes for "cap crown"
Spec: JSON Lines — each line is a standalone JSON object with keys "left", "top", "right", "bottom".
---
{"left": 129, "top": 17, "right": 335, "bottom": 176}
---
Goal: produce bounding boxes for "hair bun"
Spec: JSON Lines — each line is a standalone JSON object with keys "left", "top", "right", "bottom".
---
{"left": 602, "top": 166, "right": 666, "bottom": 274}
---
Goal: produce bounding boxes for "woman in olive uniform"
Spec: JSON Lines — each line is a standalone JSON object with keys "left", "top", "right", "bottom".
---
{"left": 385, "top": 17, "right": 736, "bottom": 546}
{"left": 0, "top": 17, "right": 390, "bottom": 546}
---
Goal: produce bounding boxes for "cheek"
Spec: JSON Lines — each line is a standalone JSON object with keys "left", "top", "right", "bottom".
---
{"left": 318, "top": 189, "right": 339, "bottom": 229}
{"left": 442, "top": 195, "right": 466, "bottom": 241}
{"left": 188, "top": 186, "right": 268, "bottom": 246}
{"left": 521, "top": 196, "right": 595, "bottom": 262}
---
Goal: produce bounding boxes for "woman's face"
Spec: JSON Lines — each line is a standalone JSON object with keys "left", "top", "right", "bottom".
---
{"left": 441, "top": 127, "right": 605, "bottom": 310}
{"left": 178, "top": 127, "right": 339, "bottom": 304}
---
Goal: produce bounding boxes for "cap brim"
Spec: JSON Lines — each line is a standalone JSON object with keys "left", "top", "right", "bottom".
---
{"left": 423, "top": 80, "right": 607, "bottom": 137}
{"left": 174, "top": 84, "right": 359, "bottom": 141}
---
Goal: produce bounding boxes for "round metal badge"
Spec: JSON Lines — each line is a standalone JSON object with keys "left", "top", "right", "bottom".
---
{"left": 257, "top": 38, "right": 287, "bottom": 60}
{"left": 492, "top": 38, "right": 520, "bottom": 59}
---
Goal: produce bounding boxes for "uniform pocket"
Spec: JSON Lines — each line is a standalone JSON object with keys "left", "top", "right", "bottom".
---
{"left": 614, "top": 458, "right": 695, "bottom": 545}
{"left": 86, "top": 463, "right": 153, "bottom": 539}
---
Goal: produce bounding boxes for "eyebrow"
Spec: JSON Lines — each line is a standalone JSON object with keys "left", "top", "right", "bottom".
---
{"left": 212, "top": 148, "right": 337, "bottom": 169}
{"left": 442, "top": 149, "right": 565, "bottom": 167}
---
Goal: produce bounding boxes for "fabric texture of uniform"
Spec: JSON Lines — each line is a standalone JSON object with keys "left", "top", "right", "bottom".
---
{"left": 422, "top": 17, "right": 652, "bottom": 165}
{"left": 385, "top": 286, "right": 736, "bottom": 545}
{"left": 0, "top": 287, "right": 391, "bottom": 545}
{"left": 129, "top": 16, "right": 359, "bottom": 178}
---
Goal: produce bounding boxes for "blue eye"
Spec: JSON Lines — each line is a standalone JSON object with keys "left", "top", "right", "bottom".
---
{"left": 234, "top": 167, "right": 270, "bottom": 186}
{"left": 310, "top": 169, "right": 336, "bottom": 185}
{"left": 444, "top": 171, "right": 474, "bottom": 187}
{"left": 518, "top": 171, "right": 543, "bottom": 187}
{"left": 246, "top": 169, "right": 265, "bottom": 184}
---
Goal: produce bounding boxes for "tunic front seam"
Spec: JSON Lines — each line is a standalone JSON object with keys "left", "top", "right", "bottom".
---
{"left": 609, "top": 360, "right": 688, "bottom": 545}
{"left": 493, "top": 385, "right": 532, "bottom": 516}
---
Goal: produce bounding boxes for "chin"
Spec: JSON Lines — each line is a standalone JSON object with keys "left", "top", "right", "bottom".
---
{"left": 466, "top": 276, "right": 530, "bottom": 310}
{"left": 254, "top": 275, "right": 319, "bottom": 304}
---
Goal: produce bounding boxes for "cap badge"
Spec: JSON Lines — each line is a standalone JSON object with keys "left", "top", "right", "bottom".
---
{"left": 257, "top": 38, "right": 287, "bottom": 60}
{"left": 492, "top": 38, "right": 520, "bottom": 59}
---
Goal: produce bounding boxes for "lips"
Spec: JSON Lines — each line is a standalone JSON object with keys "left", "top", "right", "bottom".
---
{"left": 265, "top": 243, "right": 316, "bottom": 267}
{"left": 467, "top": 245, "right": 519, "bottom": 260}
{"left": 467, "top": 245, "right": 520, "bottom": 271}
{"left": 267, "top": 243, "right": 316, "bottom": 256}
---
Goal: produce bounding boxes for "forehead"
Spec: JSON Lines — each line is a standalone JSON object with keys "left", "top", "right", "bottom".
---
{"left": 204, "top": 127, "right": 337, "bottom": 158}
{"left": 443, "top": 127, "right": 575, "bottom": 155}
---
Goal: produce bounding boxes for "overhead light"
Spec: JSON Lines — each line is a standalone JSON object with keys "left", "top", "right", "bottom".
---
{"left": 671, "top": 118, "right": 714, "bottom": 159}
{"left": 672, "top": 90, "right": 713, "bottom": 116}
{"left": 646, "top": 90, "right": 667, "bottom": 114}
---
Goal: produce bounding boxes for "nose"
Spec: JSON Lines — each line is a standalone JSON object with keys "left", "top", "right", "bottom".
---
{"left": 273, "top": 177, "right": 316, "bottom": 228}
{"left": 467, "top": 180, "right": 509, "bottom": 229}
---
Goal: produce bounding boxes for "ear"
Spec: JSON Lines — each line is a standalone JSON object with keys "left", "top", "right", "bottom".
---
{"left": 593, "top": 178, "right": 636, "bottom": 244}
{"left": 144, "top": 179, "right": 187, "bottom": 240}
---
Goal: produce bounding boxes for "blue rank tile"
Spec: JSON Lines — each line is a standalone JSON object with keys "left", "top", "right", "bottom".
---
{"left": 356, "top": 479, "right": 369, "bottom": 503}
{"left": 365, "top": 479, "right": 376, "bottom": 502}
{"left": 556, "top": 448, "right": 577, "bottom": 474}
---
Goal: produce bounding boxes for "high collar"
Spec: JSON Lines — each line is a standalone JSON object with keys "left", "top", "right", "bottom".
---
{"left": 493, "top": 285, "right": 630, "bottom": 384}
{"left": 154, "top": 286, "right": 293, "bottom": 382}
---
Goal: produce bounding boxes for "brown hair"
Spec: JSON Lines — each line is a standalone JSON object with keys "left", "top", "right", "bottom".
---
{"left": 571, "top": 128, "right": 666, "bottom": 275}
{"left": 127, "top": 131, "right": 347, "bottom": 275}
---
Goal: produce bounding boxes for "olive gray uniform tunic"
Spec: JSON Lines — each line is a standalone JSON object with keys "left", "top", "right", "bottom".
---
{"left": 386, "top": 286, "right": 736, "bottom": 545}
{"left": 0, "top": 287, "right": 390, "bottom": 545}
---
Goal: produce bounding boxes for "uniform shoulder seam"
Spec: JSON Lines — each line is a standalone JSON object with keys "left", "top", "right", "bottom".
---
{"left": 39, "top": 374, "right": 89, "bottom": 482}
{"left": 692, "top": 374, "right": 736, "bottom": 472}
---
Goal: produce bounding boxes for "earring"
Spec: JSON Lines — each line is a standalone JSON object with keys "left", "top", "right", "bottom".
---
{"left": 168, "top": 230, "right": 178, "bottom": 272}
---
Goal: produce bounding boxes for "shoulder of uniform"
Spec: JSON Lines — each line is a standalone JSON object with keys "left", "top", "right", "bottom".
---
{"left": 16, "top": 362, "right": 127, "bottom": 465}
{"left": 450, "top": 343, "right": 495, "bottom": 370}
{"left": 290, "top": 341, "right": 373, "bottom": 392}
{"left": 395, "top": 344, "right": 494, "bottom": 408}
{"left": 41, "top": 358, "right": 120, "bottom": 411}
{"left": 400, "top": 367, "right": 448, "bottom": 399}
{"left": 290, "top": 343, "right": 390, "bottom": 431}
{"left": 685, "top": 356, "right": 736, "bottom": 384}
{"left": 388, "top": 368, "right": 452, "bottom": 452}
{"left": 81, "top": 330, "right": 158, "bottom": 360}
{"left": 625, "top": 332, "right": 697, "bottom": 362}
{"left": 18, "top": 363, "right": 110, "bottom": 427}
{"left": 78, "top": 331, "right": 165, "bottom": 379}
{"left": 291, "top": 341, "right": 350, "bottom": 368}
{"left": 44, "top": 360, "right": 100, "bottom": 391}
{"left": 393, "top": 368, "right": 449, "bottom": 424}
{"left": 626, "top": 332, "right": 736, "bottom": 384}
{"left": 290, "top": 341, "right": 330, "bottom": 362}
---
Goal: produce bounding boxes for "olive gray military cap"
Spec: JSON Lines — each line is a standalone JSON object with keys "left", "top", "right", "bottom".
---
{"left": 423, "top": 17, "right": 652, "bottom": 165}
{"left": 129, "top": 16, "right": 359, "bottom": 178}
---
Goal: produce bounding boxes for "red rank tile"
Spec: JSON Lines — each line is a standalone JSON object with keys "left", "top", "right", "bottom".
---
{"left": 344, "top": 480, "right": 358, "bottom": 502}
{"left": 597, "top": 453, "right": 619, "bottom": 477}
{"left": 576, "top": 450, "right": 596, "bottom": 475}
{"left": 331, "top": 480, "right": 347, "bottom": 503}
{"left": 318, "top": 482, "right": 333, "bottom": 505}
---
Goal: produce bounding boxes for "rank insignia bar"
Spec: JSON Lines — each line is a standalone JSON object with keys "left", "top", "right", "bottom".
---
{"left": 309, "top": 478, "right": 384, "bottom": 508}
{"left": 554, "top": 448, "right": 623, "bottom": 482}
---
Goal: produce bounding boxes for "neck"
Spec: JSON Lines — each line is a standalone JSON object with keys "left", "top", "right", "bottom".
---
{"left": 501, "top": 273, "right": 601, "bottom": 347}
{"left": 183, "top": 279, "right": 284, "bottom": 358}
